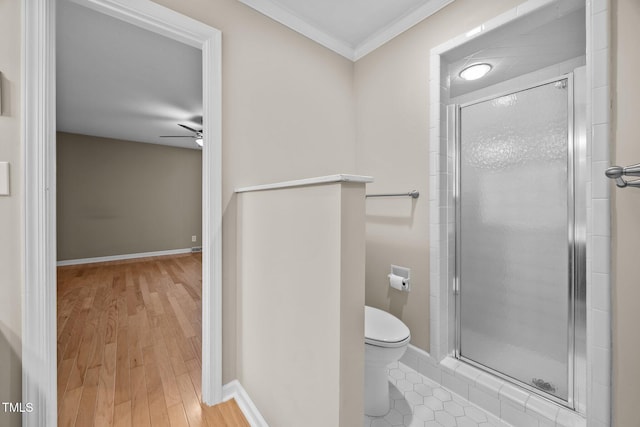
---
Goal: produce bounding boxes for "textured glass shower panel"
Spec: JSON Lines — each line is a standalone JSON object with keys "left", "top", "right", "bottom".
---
{"left": 459, "top": 80, "right": 570, "bottom": 400}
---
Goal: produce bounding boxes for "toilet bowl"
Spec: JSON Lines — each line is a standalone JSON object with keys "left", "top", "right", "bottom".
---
{"left": 364, "top": 305, "right": 411, "bottom": 417}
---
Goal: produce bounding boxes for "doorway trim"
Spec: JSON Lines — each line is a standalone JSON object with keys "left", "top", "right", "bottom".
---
{"left": 22, "top": 0, "right": 223, "bottom": 424}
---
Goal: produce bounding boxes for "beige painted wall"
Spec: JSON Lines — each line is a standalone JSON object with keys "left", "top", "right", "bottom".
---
{"left": 0, "top": 0, "right": 23, "bottom": 425}
{"left": 611, "top": 0, "right": 640, "bottom": 425}
{"left": 57, "top": 132, "right": 202, "bottom": 260}
{"left": 150, "top": 0, "right": 357, "bottom": 383}
{"left": 338, "top": 183, "right": 367, "bottom": 426}
{"left": 237, "top": 182, "right": 364, "bottom": 427}
{"left": 354, "top": 0, "right": 525, "bottom": 352}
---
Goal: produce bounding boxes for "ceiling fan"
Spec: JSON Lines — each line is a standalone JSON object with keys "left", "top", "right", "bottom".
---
{"left": 160, "top": 124, "right": 203, "bottom": 147}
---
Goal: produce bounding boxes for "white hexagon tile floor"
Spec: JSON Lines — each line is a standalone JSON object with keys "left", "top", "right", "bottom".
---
{"left": 364, "top": 362, "right": 511, "bottom": 427}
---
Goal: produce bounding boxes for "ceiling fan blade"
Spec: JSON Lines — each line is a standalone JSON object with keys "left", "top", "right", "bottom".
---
{"left": 159, "top": 135, "right": 195, "bottom": 138}
{"left": 178, "top": 124, "right": 199, "bottom": 133}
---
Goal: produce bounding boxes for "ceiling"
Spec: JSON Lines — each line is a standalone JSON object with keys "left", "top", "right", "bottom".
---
{"left": 57, "top": 0, "right": 203, "bottom": 149}
{"left": 57, "top": 0, "right": 586, "bottom": 149}
{"left": 239, "top": 0, "right": 453, "bottom": 60}
{"left": 444, "top": 0, "right": 586, "bottom": 98}
{"left": 57, "top": 0, "right": 454, "bottom": 148}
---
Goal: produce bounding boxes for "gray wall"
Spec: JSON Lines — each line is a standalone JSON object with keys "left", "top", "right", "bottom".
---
{"left": 57, "top": 132, "right": 202, "bottom": 261}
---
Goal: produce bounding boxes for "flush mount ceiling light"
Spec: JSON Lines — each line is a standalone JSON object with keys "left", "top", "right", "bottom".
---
{"left": 459, "top": 63, "right": 492, "bottom": 81}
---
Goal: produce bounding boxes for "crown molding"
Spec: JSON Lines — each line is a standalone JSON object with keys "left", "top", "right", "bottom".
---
{"left": 238, "top": 0, "right": 455, "bottom": 62}
{"left": 354, "top": 0, "right": 454, "bottom": 60}
{"left": 238, "top": 0, "right": 356, "bottom": 60}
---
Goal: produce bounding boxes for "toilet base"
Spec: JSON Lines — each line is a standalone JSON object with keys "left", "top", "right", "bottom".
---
{"left": 364, "top": 362, "right": 391, "bottom": 417}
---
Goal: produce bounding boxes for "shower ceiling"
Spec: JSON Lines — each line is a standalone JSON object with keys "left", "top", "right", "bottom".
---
{"left": 444, "top": 1, "right": 586, "bottom": 98}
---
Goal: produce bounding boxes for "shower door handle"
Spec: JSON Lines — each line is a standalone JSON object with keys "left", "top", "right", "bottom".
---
{"left": 618, "top": 163, "right": 640, "bottom": 177}
{"left": 605, "top": 164, "right": 640, "bottom": 188}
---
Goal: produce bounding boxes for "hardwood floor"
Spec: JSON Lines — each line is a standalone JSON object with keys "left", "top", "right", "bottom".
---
{"left": 57, "top": 254, "right": 248, "bottom": 427}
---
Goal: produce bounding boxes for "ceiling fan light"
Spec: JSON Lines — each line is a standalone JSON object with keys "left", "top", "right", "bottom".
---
{"left": 459, "top": 63, "right": 492, "bottom": 81}
{"left": 195, "top": 138, "right": 203, "bottom": 147}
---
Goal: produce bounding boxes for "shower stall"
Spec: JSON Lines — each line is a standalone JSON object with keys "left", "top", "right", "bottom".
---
{"left": 450, "top": 73, "right": 586, "bottom": 407}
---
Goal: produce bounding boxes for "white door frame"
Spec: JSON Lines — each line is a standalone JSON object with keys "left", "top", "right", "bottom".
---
{"left": 22, "top": 0, "right": 223, "bottom": 424}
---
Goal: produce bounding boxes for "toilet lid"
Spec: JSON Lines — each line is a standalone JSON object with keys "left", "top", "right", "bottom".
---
{"left": 365, "top": 306, "right": 410, "bottom": 348}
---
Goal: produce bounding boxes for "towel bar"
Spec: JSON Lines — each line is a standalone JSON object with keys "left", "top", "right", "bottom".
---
{"left": 365, "top": 190, "right": 419, "bottom": 199}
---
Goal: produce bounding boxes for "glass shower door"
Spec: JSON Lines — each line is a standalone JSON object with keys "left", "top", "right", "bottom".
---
{"left": 456, "top": 78, "right": 573, "bottom": 402}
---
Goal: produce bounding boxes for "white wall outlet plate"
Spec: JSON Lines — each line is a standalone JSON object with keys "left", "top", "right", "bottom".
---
{"left": 0, "top": 162, "right": 9, "bottom": 196}
{"left": 192, "top": 235, "right": 197, "bottom": 242}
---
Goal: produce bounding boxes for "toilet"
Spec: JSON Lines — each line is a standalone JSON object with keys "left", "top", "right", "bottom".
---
{"left": 364, "top": 305, "right": 411, "bottom": 417}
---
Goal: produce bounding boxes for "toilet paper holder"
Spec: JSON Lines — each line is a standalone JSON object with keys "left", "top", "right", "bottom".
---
{"left": 388, "top": 265, "right": 410, "bottom": 291}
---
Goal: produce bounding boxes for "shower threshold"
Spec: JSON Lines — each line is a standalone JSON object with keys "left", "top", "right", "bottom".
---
{"left": 456, "top": 354, "right": 570, "bottom": 410}
{"left": 398, "top": 345, "right": 586, "bottom": 427}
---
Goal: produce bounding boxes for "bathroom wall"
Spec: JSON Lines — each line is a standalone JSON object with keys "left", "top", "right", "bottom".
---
{"left": 0, "top": 0, "right": 23, "bottom": 426}
{"left": 57, "top": 132, "right": 202, "bottom": 261}
{"left": 151, "top": 0, "right": 358, "bottom": 383}
{"left": 237, "top": 181, "right": 365, "bottom": 427}
{"left": 611, "top": 0, "right": 640, "bottom": 425}
{"left": 355, "top": 0, "right": 640, "bottom": 423}
{"left": 354, "top": 0, "right": 526, "bottom": 353}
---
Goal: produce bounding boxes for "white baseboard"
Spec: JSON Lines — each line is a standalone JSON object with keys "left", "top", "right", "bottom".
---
{"left": 222, "top": 380, "right": 268, "bottom": 427}
{"left": 56, "top": 247, "right": 193, "bottom": 266}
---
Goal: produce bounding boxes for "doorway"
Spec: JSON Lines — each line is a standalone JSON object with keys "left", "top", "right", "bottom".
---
{"left": 22, "top": 0, "right": 222, "bottom": 424}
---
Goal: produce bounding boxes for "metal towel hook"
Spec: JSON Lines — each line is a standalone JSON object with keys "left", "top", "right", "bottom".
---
{"left": 605, "top": 163, "right": 640, "bottom": 188}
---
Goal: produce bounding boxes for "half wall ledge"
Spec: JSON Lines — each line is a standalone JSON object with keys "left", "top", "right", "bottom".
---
{"left": 235, "top": 174, "right": 374, "bottom": 193}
